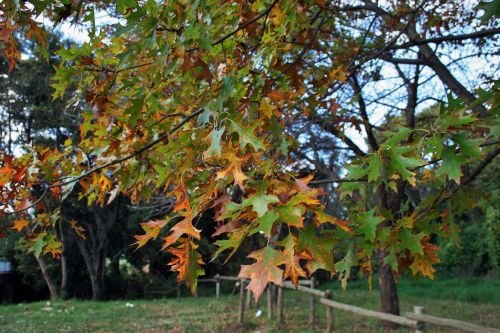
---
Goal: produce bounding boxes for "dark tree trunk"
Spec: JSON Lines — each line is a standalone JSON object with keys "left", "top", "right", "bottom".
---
{"left": 77, "top": 236, "right": 107, "bottom": 300}
{"left": 376, "top": 185, "right": 402, "bottom": 329}
{"left": 377, "top": 250, "right": 400, "bottom": 329}
{"left": 72, "top": 199, "right": 121, "bottom": 300}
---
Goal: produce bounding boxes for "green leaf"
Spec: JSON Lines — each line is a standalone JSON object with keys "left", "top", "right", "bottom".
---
{"left": 452, "top": 133, "right": 482, "bottom": 158}
{"left": 250, "top": 210, "right": 279, "bottom": 237}
{"left": 297, "top": 225, "right": 336, "bottom": 273}
{"left": 436, "top": 146, "right": 467, "bottom": 183}
{"left": 366, "top": 153, "right": 382, "bottom": 182}
{"left": 357, "top": 209, "right": 384, "bottom": 242}
{"left": 28, "top": 232, "right": 47, "bottom": 258}
{"left": 242, "top": 190, "right": 279, "bottom": 217}
{"left": 116, "top": 0, "right": 137, "bottom": 14}
{"left": 275, "top": 204, "right": 305, "bottom": 227}
{"left": 383, "top": 127, "right": 412, "bottom": 147}
{"left": 398, "top": 230, "right": 424, "bottom": 255}
{"left": 229, "top": 121, "right": 265, "bottom": 151}
{"left": 61, "top": 178, "right": 77, "bottom": 201}
{"left": 204, "top": 127, "right": 225, "bottom": 158}
{"left": 387, "top": 146, "right": 424, "bottom": 183}
{"left": 384, "top": 250, "right": 399, "bottom": 271}
{"left": 197, "top": 109, "right": 211, "bottom": 126}
{"left": 335, "top": 244, "right": 355, "bottom": 289}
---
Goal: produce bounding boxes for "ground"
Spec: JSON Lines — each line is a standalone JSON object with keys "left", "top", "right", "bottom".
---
{"left": 0, "top": 277, "right": 498, "bottom": 332}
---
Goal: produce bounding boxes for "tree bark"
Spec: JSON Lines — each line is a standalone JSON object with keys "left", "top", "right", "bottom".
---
{"left": 376, "top": 185, "right": 402, "bottom": 329}
{"left": 36, "top": 255, "right": 59, "bottom": 300}
{"left": 72, "top": 200, "right": 120, "bottom": 300}
{"left": 58, "top": 220, "right": 68, "bottom": 299}
{"left": 377, "top": 250, "right": 400, "bottom": 329}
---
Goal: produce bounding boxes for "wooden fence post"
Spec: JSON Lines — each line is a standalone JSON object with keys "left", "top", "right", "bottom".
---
{"left": 238, "top": 280, "right": 245, "bottom": 323}
{"left": 309, "top": 277, "right": 316, "bottom": 325}
{"left": 414, "top": 306, "right": 425, "bottom": 333}
{"left": 246, "top": 288, "right": 252, "bottom": 309}
{"left": 267, "top": 284, "right": 274, "bottom": 320}
{"left": 324, "top": 290, "right": 333, "bottom": 333}
{"left": 277, "top": 285, "right": 284, "bottom": 323}
{"left": 215, "top": 274, "right": 220, "bottom": 299}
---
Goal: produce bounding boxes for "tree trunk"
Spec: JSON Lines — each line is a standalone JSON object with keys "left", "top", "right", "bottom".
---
{"left": 36, "top": 255, "right": 59, "bottom": 300}
{"left": 377, "top": 250, "right": 400, "bottom": 330}
{"left": 89, "top": 264, "right": 104, "bottom": 301}
{"left": 58, "top": 221, "right": 68, "bottom": 299}
{"left": 77, "top": 238, "right": 107, "bottom": 301}
{"left": 72, "top": 201, "right": 121, "bottom": 300}
{"left": 60, "top": 251, "right": 68, "bottom": 299}
{"left": 377, "top": 185, "right": 401, "bottom": 329}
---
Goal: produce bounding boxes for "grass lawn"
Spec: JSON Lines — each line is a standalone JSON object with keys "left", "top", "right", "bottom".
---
{"left": 1, "top": 277, "right": 498, "bottom": 333}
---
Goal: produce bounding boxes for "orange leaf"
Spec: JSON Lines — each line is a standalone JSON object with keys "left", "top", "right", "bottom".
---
{"left": 69, "top": 220, "right": 87, "bottom": 240}
{"left": 215, "top": 146, "right": 249, "bottom": 188}
{"left": 161, "top": 215, "right": 201, "bottom": 249}
{"left": 172, "top": 181, "right": 191, "bottom": 213}
{"left": 11, "top": 218, "right": 29, "bottom": 232}
{"left": 279, "top": 235, "right": 307, "bottom": 287}
{"left": 167, "top": 237, "right": 205, "bottom": 293}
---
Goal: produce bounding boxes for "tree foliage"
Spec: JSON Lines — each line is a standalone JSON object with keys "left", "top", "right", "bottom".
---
{"left": 0, "top": 0, "right": 499, "bottom": 302}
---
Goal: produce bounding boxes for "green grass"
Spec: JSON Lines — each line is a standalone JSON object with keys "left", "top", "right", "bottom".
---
{"left": 321, "top": 275, "right": 500, "bottom": 304}
{"left": 0, "top": 277, "right": 498, "bottom": 333}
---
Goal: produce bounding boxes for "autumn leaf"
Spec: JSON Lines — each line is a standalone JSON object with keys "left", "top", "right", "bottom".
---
{"left": 167, "top": 237, "right": 205, "bottom": 293}
{"left": 162, "top": 215, "right": 201, "bottom": 249}
{"left": 297, "top": 225, "right": 336, "bottom": 274}
{"left": 134, "top": 219, "right": 168, "bottom": 248}
{"left": 212, "top": 222, "right": 254, "bottom": 262}
{"left": 238, "top": 246, "right": 284, "bottom": 301}
{"left": 11, "top": 218, "right": 29, "bottom": 232}
{"left": 259, "top": 98, "right": 276, "bottom": 119}
{"left": 69, "top": 220, "right": 87, "bottom": 240}
{"left": 279, "top": 234, "right": 307, "bottom": 287}
{"left": 215, "top": 145, "right": 249, "bottom": 188}
{"left": 173, "top": 181, "right": 191, "bottom": 213}
{"left": 313, "top": 209, "right": 352, "bottom": 233}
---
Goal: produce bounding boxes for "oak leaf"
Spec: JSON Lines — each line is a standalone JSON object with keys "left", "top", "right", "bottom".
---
{"left": 134, "top": 219, "right": 168, "bottom": 248}
{"left": 167, "top": 237, "right": 205, "bottom": 293}
{"left": 238, "top": 246, "right": 284, "bottom": 301}
{"left": 279, "top": 234, "right": 307, "bottom": 287}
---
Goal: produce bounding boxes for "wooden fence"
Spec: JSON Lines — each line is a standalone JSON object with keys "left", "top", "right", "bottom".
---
{"left": 194, "top": 275, "right": 500, "bottom": 333}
